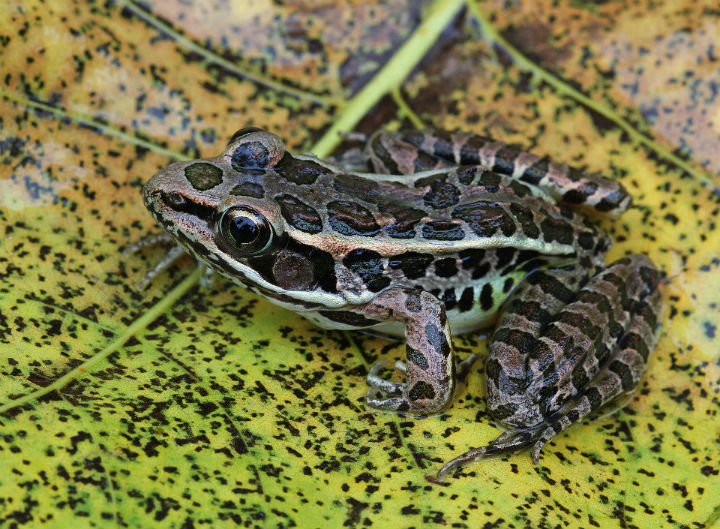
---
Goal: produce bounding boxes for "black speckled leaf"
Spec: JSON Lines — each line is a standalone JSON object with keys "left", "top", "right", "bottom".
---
{"left": 0, "top": 0, "right": 718, "bottom": 528}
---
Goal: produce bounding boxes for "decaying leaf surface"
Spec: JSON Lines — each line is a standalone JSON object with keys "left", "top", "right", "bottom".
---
{"left": 1, "top": 1, "right": 718, "bottom": 528}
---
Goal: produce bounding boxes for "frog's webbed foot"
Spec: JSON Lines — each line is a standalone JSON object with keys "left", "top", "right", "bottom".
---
{"left": 429, "top": 429, "right": 539, "bottom": 484}
{"left": 366, "top": 359, "right": 420, "bottom": 411}
{"left": 430, "top": 420, "right": 568, "bottom": 484}
{"left": 366, "top": 352, "right": 481, "bottom": 413}
{"left": 366, "top": 363, "right": 408, "bottom": 411}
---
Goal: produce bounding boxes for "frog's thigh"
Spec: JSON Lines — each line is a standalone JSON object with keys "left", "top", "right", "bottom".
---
{"left": 371, "top": 129, "right": 631, "bottom": 216}
{"left": 437, "top": 255, "right": 661, "bottom": 477}
{"left": 365, "top": 130, "right": 452, "bottom": 175}
{"left": 529, "top": 255, "right": 662, "bottom": 460}
{"left": 485, "top": 266, "right": 589, "bottom": 428}
{"left": 364, "top": 288, "right": 456, "bottom": 414}
{"left": 488, "top": 255, "right": 661, "bottom": 431}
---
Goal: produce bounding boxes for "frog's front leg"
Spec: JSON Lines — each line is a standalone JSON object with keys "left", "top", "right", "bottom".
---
{"left": 361, "top": 288, "right": 476, "bottom": 414}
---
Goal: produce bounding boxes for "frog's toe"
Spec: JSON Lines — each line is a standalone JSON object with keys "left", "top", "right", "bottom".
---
{"left": 530, "top": 428, "right": 554, "bottom": 464}
{"left": 431, "top": 429, "right": 537, "bottom": 482}
{"left": 198, "top": 264, "right": 218, "bottom": 289}
{"left": 365, "top": 387, "right": 410, "bottom": 412}
{"left": 366, "top": 360, "right": 416, "bottom": 411}
{"left": 366, "top": 359, "right": 405, "bottom": 395}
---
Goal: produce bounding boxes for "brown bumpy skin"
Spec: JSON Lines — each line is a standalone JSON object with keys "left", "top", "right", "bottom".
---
{"left": 140, "top": 127, "right": 662, "bottom": 482}
{"left": 432, "top": 254, "right": 662, "bottom": 482}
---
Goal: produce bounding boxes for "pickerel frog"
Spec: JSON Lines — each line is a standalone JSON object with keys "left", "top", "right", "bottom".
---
{"left": 139, "top": 127, "right": 662, "bottom": 480}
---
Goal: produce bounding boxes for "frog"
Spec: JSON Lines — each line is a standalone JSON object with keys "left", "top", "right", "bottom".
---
{"left": 136, "top": 127, "right": 662, "bottom": 480}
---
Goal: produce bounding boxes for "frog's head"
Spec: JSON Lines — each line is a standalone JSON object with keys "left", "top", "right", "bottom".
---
{"left": 143, "top": 128, "right": 342, "bottom": 308}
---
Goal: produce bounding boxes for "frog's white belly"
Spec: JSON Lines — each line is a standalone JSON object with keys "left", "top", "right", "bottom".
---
{"left": 303, "top": 304, "right": 498, "bottom": 339}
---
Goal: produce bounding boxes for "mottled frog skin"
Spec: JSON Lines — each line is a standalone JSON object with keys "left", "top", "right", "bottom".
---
{"left": 139, "top": 127, "right": 662, "bottom": 479}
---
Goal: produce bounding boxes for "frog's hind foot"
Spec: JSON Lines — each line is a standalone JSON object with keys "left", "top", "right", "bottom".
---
{"left": 430, "top": 429, "right": 540, "bottom": 484}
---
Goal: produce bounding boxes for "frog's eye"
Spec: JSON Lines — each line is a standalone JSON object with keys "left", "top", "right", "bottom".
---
{"left": 218, "top": 206, "right": 273, "bottom": 255}
{"left": 227, "top": 129, "right": 286, "bottom": 170}
{"left": 227, "top": 127, "right": 264, "bottom": 144}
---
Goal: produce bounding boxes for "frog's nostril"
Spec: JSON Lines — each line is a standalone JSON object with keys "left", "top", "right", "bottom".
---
{"left": 162, "top": 191, "right": 187, "bottom": 210}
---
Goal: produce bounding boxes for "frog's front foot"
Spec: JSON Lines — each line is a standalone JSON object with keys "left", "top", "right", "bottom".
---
{"left": 123, "top": 233, "right": 186, "bottom": 290}
{"left": 365, "top": 359, "right": 411, "bottom": 412}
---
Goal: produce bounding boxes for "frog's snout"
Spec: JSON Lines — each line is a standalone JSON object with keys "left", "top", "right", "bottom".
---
{"left": 142, "top": 162, "right": 185, "bottom": 212}
{"left": 141, "top": 176, "right": 161, "bottom": 213}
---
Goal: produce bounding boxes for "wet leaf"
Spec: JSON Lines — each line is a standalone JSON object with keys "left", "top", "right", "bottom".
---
{"left": 1, "top": 1, "right": 718, "bottom": 528}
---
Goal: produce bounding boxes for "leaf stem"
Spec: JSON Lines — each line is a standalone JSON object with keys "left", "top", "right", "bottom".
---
{"left": 465, "top": 0, "right": 714, "bottom": 186}
{"left": 311, "top": 0, "right": 465, "bottom": 158}
{"left": 0, "top": 269, "right": 201, "bottom": 416}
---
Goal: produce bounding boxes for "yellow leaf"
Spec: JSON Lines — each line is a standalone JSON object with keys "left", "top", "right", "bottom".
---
{"left": 0, "top": 0, "right": 718, "bottom": 528}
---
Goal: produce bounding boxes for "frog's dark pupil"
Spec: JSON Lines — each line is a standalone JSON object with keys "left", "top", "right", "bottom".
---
{"left": 230, "top": 216, "right": 259, "bottom": 244}
{"left": 232, "top": 141, "right": 269, "bottom": 170}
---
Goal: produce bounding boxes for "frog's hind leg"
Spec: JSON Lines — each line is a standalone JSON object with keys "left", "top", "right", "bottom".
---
{"left": 528, "top": 271, "right": 662, "bottom": 463}
{"left": 435, "top": 254, "right": 662, "bottom": 481}
{"left": 431, "top": 266, "right": 588, "bottom": 482}
{"left": 370, "top": 129, "right": 632, "bottom": 217}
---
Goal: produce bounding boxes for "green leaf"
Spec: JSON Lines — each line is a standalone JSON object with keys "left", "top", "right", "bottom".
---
{"left": 1, "top": 1, "right": 718, "bottom": 528}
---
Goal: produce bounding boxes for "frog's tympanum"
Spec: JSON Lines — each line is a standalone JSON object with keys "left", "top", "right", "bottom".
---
{"left": 141, "top": 128, "right": 662, "bottom": 480}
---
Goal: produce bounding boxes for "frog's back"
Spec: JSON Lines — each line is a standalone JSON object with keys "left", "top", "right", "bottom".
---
{"left": 261, "top": 160, "right": 608, "bottom": 262}
{"left": 253, "top": 159, "right": 611, "bottom": 335}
